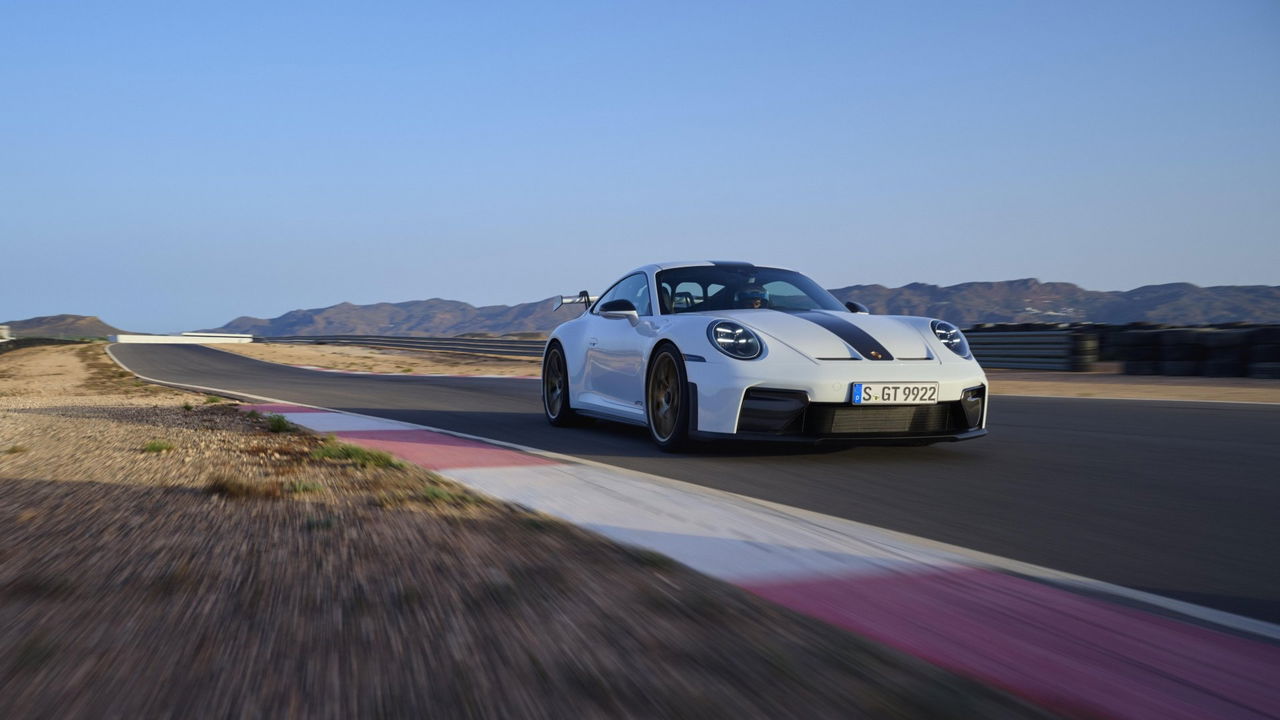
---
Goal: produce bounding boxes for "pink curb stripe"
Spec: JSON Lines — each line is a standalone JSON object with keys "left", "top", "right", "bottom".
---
{"left": 332, "top": 429, "right": 561, "bottom": 470}
{"left": 240, "top": 403, "right": 328, "bottom": 414}
{"left": 744, "top": 568, "right": 1280, "bottom": 720}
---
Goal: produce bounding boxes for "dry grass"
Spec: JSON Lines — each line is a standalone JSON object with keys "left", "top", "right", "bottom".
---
{"left": 75, "top": 343, "right": 166, "bottom": 396}
{"left": 205, "top": 472, "right": 284, "bottom": 499}
{"left": 310, "top": 437, "right": 404, "bottom": 469}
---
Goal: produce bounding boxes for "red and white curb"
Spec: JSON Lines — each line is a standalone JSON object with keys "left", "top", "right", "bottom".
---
{"left": 246, "top": 401, "right": 1280, "bottom": 720}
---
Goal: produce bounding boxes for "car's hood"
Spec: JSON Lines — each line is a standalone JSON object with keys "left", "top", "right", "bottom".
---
{"left": 714, "top": 309, "right": 933, "bottom": 361}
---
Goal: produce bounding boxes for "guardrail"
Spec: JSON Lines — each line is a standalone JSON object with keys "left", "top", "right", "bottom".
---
{"left": 964, "top": 330, "right": 1098, "bottom": 371}
{"left": 259, "top": 335, "right": 545, "bottom": 358}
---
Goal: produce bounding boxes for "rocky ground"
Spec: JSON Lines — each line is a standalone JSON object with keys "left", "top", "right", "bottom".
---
{"left": 0, "top": 344, "right": 1047, "bottom": 719}
{"left": 215, "top": 342, "right": 1280, "bottom": 403}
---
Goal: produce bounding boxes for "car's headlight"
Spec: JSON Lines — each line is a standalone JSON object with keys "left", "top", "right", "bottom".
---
{"left": 707, "top": 321, "right": 762, "bottom": 359}
{"left": 931, "top": 320, "right": 971, "bottom": 359}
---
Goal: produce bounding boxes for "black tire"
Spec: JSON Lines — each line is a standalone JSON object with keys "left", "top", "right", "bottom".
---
{"left": 1160, "top": 360, "right": 1203, "bottom": 376}
{"left": 1164, "top": 344, "right": 1205, "bottom": 362}
{"left": 1202, "top": 360, "right": 1245, "bottom": 377}
{"left": 646, "top": 345, "right": 692, "bottom": 452}
{"left": 1249, "top": 344, "right": 1280, "bottom": 363}
{"left": 1203, "top": 330, "right": 1250, "bottom": 349}
{"left": 542, "top": 342, "right": 582, "bottom": 427}
{"left": 1124, "top": 360, "right": 1159, "bottom": 375}
{"left": 1251, "top": 328, "right": 1280, "bottom": 345}
{"left": 1122, "top": 345, "right": 1160, "bottom": 362}
{"left": 1207, "top": 345, "right": 1248, "bottom": 362}
{"left": 1248, "top": 362, "right": 1280, "bottom": 379}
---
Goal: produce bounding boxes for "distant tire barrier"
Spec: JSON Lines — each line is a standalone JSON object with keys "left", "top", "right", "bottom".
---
{"left": 961, "top": 329, "right": 1098, "bottom": 371}
{"left": 1117, "top": 327, "right": 1280, "bottom": 379}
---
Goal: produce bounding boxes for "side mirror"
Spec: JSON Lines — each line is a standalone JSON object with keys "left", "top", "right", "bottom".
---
{"left": 599, "top": 299, "right": 639, "bottom": 321}
{"left": 845, "top": 301, "right": 870, "bottom": 314}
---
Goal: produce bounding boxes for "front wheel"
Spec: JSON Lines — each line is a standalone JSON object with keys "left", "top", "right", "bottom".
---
{"left": 646, "top": 346, "right": 691, "bottom": 452}
{"left": 543, "top": 343, "right": 581, "bottom": 427}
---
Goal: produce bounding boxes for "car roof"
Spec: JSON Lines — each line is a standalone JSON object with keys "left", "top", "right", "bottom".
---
{"left": 624, "top": 260, "right": 796, "bottom": 276}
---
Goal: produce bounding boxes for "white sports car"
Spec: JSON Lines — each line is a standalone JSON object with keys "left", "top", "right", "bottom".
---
{"left": 542, "top": 261, "right": 988, "bottom": 451}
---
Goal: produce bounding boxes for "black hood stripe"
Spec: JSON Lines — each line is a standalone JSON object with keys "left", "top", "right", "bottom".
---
{"left": 785, "top": 311, "right": 894, "bottom": 360}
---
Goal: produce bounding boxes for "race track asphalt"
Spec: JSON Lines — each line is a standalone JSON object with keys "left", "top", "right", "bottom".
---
{"left": 110, "top": 343, "right": 1280, "bottom": 624}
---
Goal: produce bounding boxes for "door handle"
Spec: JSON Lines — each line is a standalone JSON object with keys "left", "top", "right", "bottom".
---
{"left": 588, "top": 338, "right": 598, "bottom": 347}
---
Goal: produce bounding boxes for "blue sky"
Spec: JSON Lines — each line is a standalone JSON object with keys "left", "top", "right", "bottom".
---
{"left": 2, "top": 0, "right": 1277, "bottom": 332}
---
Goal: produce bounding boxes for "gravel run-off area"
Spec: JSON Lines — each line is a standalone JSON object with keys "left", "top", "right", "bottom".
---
{"left": 0, "top": 344, "right": 1048, "bottom": 719}
{"left": 213, "top": 341, "right": 543, "bottom": 377}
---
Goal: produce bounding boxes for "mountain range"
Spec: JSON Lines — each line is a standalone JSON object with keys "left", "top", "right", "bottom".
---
{"left": 207, "top": 297, "right": 564, "bottom": 338}
{"left": 825, "top": 279, "right": 1280, "bottom": 327}
{"left": 9, "top": 280, "right": 1276, "bottom": 340}
{"left": 205, "top": 279, "right": 1280, "bottom": 337}
{"left": 2, "top": 314, "right": 130, "bottom": 339}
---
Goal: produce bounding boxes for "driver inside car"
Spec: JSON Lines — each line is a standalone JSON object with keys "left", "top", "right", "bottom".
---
{"left": 735, "top": 285, "right": 770, "bottom": 309}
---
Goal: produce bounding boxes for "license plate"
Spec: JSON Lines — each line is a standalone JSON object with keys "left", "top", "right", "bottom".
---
{"left": 851, "top": 382, "right": 939, "bottom": 405}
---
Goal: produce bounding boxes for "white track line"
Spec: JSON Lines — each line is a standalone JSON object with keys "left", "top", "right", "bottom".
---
{"left": 104, "top": 343, "right": 1280, "bottom": 642}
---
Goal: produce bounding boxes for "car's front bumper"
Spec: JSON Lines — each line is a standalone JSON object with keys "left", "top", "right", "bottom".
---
{"left": 691, "top": 427, "right": 988, "bottom": 444}
{"left": 684, "top": 357, "right": 988, "bottom": 438}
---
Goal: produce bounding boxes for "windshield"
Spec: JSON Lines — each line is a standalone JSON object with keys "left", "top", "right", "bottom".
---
{"left": 655, "top": 266, "right": 846, "bottom": 314}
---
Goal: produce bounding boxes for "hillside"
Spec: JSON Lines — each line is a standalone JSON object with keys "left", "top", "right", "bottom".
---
{"left": 206, "top": 279, "right": 1280, "bottom": 337}
{"left": 208, "top": 297, "right": 569, "bottom": 337}
{"left": 827, "top": 279, "right": 1280, "bottom": 327}
{"left": 3, "top": 314, "right": 130, "bottom": 339}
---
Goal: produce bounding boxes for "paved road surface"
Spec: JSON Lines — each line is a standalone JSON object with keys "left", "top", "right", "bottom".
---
{"left": 110, "top": 343, "right": 1280, "bottom": 624}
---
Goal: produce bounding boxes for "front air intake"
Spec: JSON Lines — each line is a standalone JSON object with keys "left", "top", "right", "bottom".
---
{"left": 806, "top": 403, "right": 968, "bottom": 435}
{"left": 738, "top": 389, "right": 809, "bottom": 434}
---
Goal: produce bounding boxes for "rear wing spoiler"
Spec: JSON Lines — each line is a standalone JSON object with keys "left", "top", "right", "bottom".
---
{"left": 557, "top": 291, "right": 597, "bottom": 310}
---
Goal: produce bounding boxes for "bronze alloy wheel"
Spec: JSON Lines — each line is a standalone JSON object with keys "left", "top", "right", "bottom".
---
{"left": 543, "top": 347, "right": 567, "bottom": 420}
{"left": 648, "top": 351, "right": 682, "bottom": 441}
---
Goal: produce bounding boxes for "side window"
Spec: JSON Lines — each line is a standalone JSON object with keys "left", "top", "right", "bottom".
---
{"left": 672, "top": 281, "right": 703, "bottom": 311}
{"left": 593, "top": 274, "right": 652, "bottom": 316}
